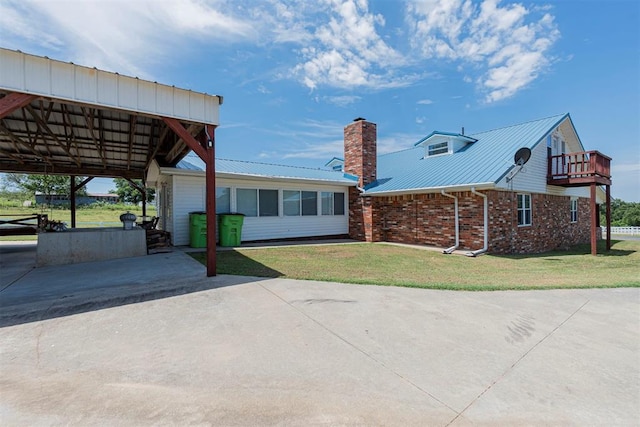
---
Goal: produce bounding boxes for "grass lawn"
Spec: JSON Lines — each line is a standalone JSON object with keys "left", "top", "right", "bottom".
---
{"left": 0, "top": 205, "right": 156, "bottom": 241}
{"left": 190, "top": 240, "right": 640, "bottom": 291}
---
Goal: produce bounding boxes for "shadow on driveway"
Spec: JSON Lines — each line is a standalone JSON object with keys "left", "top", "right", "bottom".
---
{"left": 0, "top": 244, "right": 275, "bottom": 328}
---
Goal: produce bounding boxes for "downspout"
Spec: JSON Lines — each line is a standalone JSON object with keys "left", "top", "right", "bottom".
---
{"left": 441, "top": 190, "right": 459, "bottom": 254}
{"left": 466, "top": 187, "right": 488, "bottom": 257}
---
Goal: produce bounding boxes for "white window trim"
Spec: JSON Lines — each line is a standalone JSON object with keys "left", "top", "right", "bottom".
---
{"left": 426, "top": 141, "right": 450, "bottom": 157}
{"left": 570, "top": 198, "right": 578, "bottom": 223}
{"left": 517, "top": 193, "right": 532, "bottom": 227}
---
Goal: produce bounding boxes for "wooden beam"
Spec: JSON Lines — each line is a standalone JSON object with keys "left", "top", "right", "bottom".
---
{"left": 0, "top": 160, "right": 144, "bottom": 179}
{"left": 127, "top": 115, "right": 137, "bottom": 170}
{"left": 162, "top": 117, "right": 207, "bottom": 161}
{"left": 590, "top": 183, "right": 597, "bottom": 256}
{"left": 25, "top": 105, "right": 81, "bottom": 166}
{"left": 203, "top": 124, "right": 217, "bottom": 277}
{"left": 0, "top": 122, "right": 52, "bottom": 165}
{"left": 0, "top": 92, "right": 37, "bottom": 119}
{"left": 71, "top": 175, "right": 77, "bottom": 228}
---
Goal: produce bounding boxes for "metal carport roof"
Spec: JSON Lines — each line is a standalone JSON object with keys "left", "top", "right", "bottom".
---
{"left": 0, "top": 48, "right": 222, "bottom": 276}
{"left": 0, "top": 48, "right": 222, "bottom": 180}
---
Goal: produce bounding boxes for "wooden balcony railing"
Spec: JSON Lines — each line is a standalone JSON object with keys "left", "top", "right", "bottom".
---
{"left": 547, "top": 151, "right": 611, "bottom": 186}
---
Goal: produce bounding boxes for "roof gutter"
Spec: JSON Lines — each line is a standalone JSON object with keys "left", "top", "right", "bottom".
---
{"left": 363, "top": 182, "right": 495, "bottom": 197}
{"left": 441, "top": 190, "right": 459, "bottom": 254}
{"left": 466, "top": 187, "right": 488, "bottom": 257}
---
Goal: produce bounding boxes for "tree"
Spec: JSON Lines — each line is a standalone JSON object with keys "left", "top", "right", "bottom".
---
{"left": 601, "top": 198, "right": 640, "bottom": 226}
{"left": 1, "top": 173, "right": 88, "bottom": 199}
{"left": 111, "top": 178, "right": 155, "bottom": 204}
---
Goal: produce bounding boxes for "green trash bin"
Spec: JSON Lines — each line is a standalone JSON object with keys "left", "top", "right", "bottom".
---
{"left": 189, "top": 211, "right": 207, "bottom": 248}
{"left": 219, "top": 214, "right": 244, "bottom": 247}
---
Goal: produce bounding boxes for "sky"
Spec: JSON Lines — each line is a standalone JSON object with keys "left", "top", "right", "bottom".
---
{"left": 1, "top": 0, "right": 639, "bottom": 202}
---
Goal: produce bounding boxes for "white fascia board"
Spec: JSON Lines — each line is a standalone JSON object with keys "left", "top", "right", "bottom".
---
{"left": 159, "top": 167, "right": 356, "bottom": 187}
{"left": 364, "top": 182, "right": 496, "bottom": 197}
{"left": 0, "top": 48, "right": 221, "bottom": 125}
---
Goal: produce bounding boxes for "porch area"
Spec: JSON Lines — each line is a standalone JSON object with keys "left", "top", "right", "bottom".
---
{"left": 547, "top": 151, "right": 612, "bottom": 255}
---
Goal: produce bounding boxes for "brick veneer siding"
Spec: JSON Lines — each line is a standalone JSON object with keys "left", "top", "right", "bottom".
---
{"left": 488, "top": 192, "right": 595, "bottom": 254}
{"left": 344, "top": 119, "right": 377, "bottom": 187}
{"left": 348, "top": 189, "right": 596, "bottom": 253}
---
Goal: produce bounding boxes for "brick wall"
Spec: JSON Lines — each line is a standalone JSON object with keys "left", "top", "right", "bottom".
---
{"left": 344, "top": 119, "right": 377, "bottom": 187}
{"left": 488, "top": 192, "right": 595, "bottom": 254}
{"left": 348, "top": 189, "right": 595, "bottom": 254}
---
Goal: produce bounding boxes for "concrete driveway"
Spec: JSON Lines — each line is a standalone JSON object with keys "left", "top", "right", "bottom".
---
{"left": 0, "top": 244, "right": 638, "bottom": 425}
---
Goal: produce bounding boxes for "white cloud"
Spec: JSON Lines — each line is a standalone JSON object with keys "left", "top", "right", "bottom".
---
{"left": 1, "top": 0, "right": 255, "bottom": 77}
{"left": 417, "top": 99, "right": 434, "bottom": 105}
{"left": 416, "top": 116, "right": 426, "bottom": 124}
{"left": 323, "top": 95, "right": 362, "bottom": 107}
{"left": 292, "top": 0, "right": 414, "bottom": 90}
{"left": 406, "top": 0, "right": 559, "bottom": 102}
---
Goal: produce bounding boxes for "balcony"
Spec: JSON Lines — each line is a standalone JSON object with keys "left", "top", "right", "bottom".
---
{"left": 547, "top": 151, "right": 611, "bottom": 187}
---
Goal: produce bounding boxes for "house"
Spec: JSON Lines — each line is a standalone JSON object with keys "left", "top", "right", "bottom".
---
{"left": 148, "top": 113, "right": 611, "bottom": 254}
{"left": 343, "top": 113, "right": 610, "bottom": 255}
{"left": 146, "top": 158, "right": 357, "bottom": 246}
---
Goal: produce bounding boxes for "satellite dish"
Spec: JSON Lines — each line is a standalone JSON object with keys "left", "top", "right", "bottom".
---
{"left": 514, "top": 147, "right": 531, "bottom": 166}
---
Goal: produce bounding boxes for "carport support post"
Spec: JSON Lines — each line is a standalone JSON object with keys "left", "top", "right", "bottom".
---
{"left": 162, "top": 117, "right": 217, "bottom": 276}
{"left": 203, "top": 125, "right": 217, "bottom": 277}
{"left": 70, "top": 175, "right": 77, "bottom": 228}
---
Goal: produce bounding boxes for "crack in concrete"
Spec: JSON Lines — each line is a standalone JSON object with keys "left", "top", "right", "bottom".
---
{"left": 257, "top": 281, "right": 460, "bottom": 417}
{"left": 0, "top": 266, "right": 36, "bottom": 293}
{"left": 445, "top": 299, "right": 591, "bottom": 426}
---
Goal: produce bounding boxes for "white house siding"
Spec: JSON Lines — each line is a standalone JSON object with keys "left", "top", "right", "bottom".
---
{"left": 496, "top": 119, "right": 591, "bottom": 199}
{"left": 165, "top": 174, "right": 349, "bottom": 246}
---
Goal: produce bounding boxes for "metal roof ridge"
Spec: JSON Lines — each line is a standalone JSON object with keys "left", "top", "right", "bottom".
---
{"left": 468, "top": 113, "right": 568, "bottom": 137}
{"left": 217, "top": 157, "right": 340, "bottom": 172}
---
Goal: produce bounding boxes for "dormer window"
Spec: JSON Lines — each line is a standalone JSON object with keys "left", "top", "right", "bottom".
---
{"left": 428, "top": 141, "right": 449, "bottom": 157}
{"left": 325, "top": 157, "right": 344, "bottom": 171}
{"left": 415, "top": 131, "right": 478, "bottom": 159}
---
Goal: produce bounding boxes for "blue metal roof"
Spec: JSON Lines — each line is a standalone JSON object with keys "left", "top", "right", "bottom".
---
{"left": 414, "top": 131, "right": 478, "bottom": 146}
{"left": 176, "top": 157, "right": 357, "bottom": 184}
{"left": 367, "top": 113, "right": 569, "bottom": 194}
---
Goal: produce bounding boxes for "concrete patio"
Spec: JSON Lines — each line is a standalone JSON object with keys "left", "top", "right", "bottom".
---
{"left": 0, "top": 241, "right": 638, "bottom": 425}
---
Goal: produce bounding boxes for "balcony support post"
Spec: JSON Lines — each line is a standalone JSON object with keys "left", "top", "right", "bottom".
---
{"left": 606, "top": 184, "right": 612, "bottom": 251}
{"left": 590, "top": 183, "right": 598, "bottom": 256}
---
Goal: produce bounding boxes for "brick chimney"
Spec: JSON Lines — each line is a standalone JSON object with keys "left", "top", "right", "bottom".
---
{"left": 344, "top": 117, "right": 377, "bottom": 187}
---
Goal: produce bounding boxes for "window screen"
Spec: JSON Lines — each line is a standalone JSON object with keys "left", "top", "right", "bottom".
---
{"left": 236, "top": 189, "right": 257, "bottom": 217}
{"left": 259, "top": 189, "right": 278, "bottom": 217}
{"left": 283, "top": 190, "right": 300, "bottom": 216}
{"left": 302, "top": 191, "right": 317, "bottom": 216}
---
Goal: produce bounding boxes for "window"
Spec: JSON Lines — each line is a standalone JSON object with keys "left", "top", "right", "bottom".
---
{"left": 321, "top": 192, "right": 345, "bottom": 215}
{"left": 236, "top": 189, "right": 257, "bottom": 217}
{"left": 259, "top": 189, "right": 279, "bottom": 216}
{"left": 302, "top": 191, "right": 317, "bottom": 215}
{"left": 284, "top": 191, "right": 318, "bottom": 216}
{"left": 283, "top": 190, "right": 300, "bottom": 216}
{"left": 517, "top": 194, "right": 532, "bottom": 226}
{"left": 216, "top": 187, "right": 230, "bottom": 214}
{"left": 428, "top": 141, "right": 449, "bottom": 157}
{"left": 334, "top": 192, "right": 345, "bottom": 215}
{"left": 570, "top": 199, "right": 578, "bottom": 223}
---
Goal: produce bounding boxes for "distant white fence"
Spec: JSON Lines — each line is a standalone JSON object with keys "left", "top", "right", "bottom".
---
{"left": 602, "top": 226, "right": 640, "bottom": 235}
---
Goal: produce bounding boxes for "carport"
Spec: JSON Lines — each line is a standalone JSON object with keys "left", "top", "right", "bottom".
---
{"left": 0, "top": 48, "right": 221, "bottom": 276}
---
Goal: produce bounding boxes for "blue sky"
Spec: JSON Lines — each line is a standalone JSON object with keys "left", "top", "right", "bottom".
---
{"left": 2, "top": 0, "right": 639, "bottom": 201}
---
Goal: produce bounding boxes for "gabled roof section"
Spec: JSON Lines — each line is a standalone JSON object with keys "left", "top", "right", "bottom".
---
{"left": 414, "top": 131, "right": 478, "bottom": 147}
{"left": 324, "top": 157, "right": 344, "bottom": 168}
{"left": 366, "top": 113, "right": 569, "bottom": 195}
{"left": 167, "top": 157, "right": 357, "bottom": 185}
